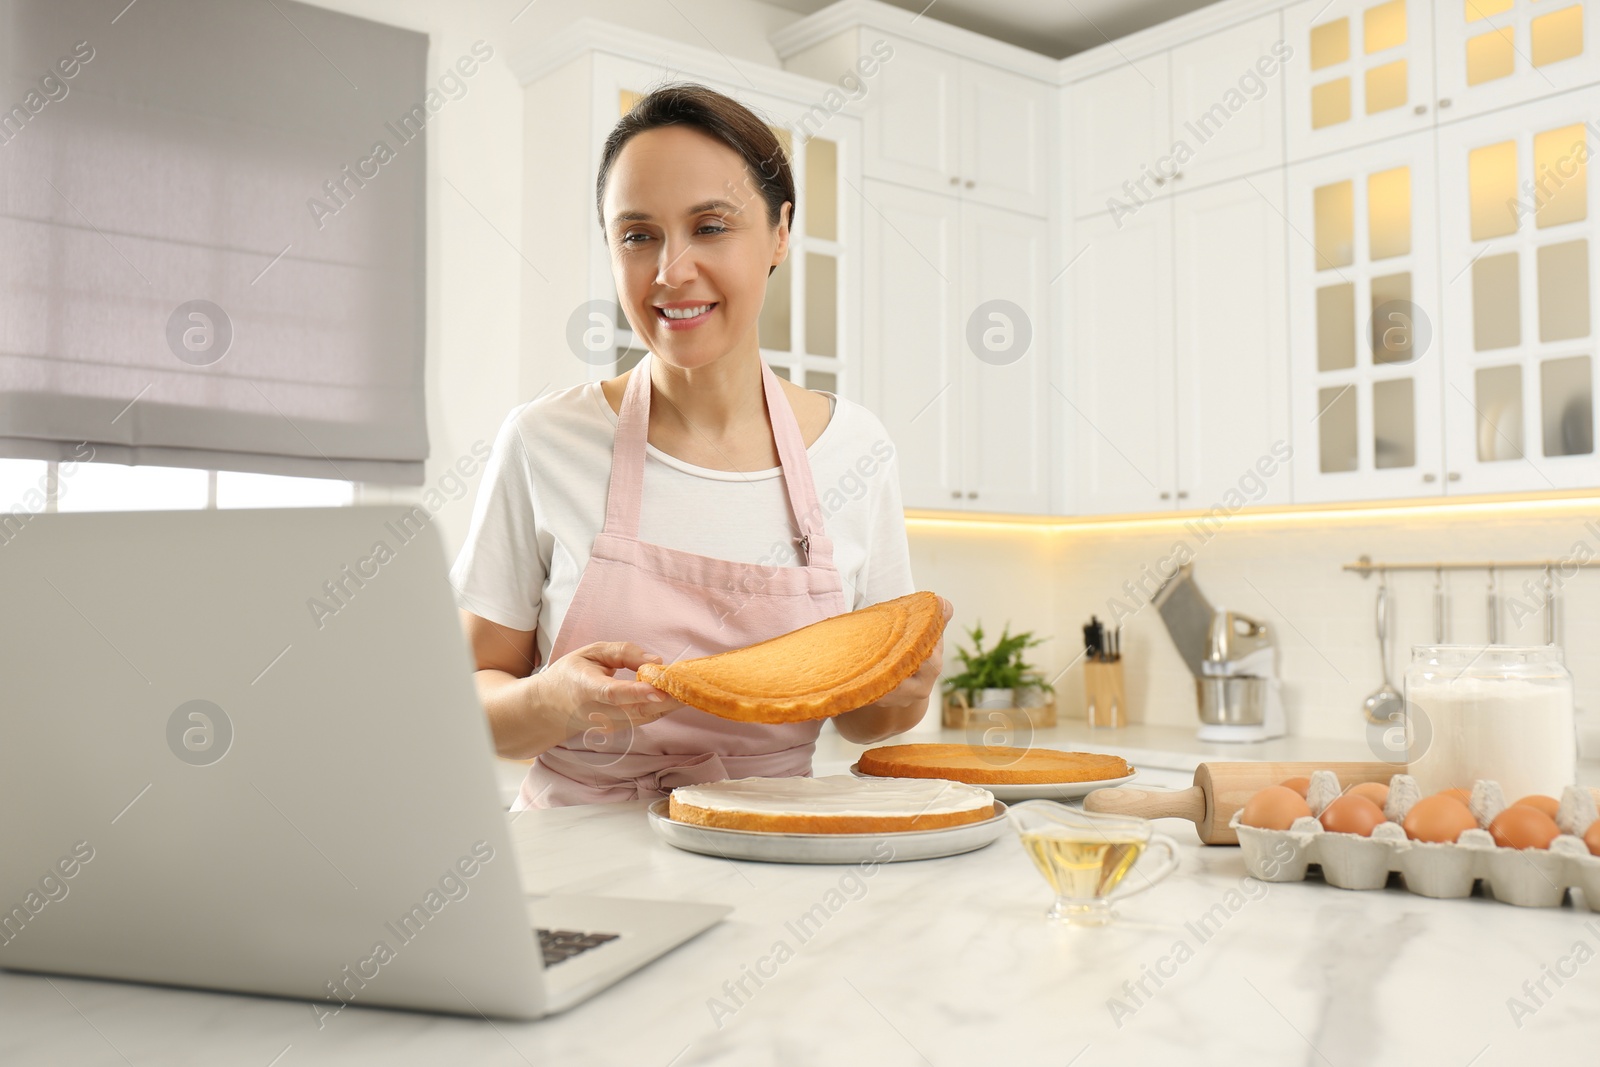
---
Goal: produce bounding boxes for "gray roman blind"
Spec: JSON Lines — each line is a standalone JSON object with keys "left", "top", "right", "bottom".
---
{"left": 0, "top": 0, "right": 428, "bottom": 484}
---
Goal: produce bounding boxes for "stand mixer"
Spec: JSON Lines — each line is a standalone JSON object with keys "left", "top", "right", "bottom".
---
{"left": 1197, "top": 609, "right": 1287, "bottom": 742}
{"left": 1153, "top": 564, "right": 1287, "bottom": 743}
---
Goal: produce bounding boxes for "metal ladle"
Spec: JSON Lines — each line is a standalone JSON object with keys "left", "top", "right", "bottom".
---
{"left": 1363, "top": 571, "right": 1404, "bottom": 726}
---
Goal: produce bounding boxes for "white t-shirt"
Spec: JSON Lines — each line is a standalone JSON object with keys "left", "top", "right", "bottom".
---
{"left": 448, "top": 378, "right": 916, "bottom": 669}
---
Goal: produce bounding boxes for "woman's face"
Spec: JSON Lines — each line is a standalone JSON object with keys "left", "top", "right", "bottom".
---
{"left": 604, "top": 125, "right": 789, "bottom": 371}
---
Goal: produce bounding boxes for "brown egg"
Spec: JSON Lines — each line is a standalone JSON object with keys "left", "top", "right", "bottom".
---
{"left": 1403, "top": 794, "right": 1479, "bottom": 843}
{"left": 1279, "top": 776, "right": 1311, "bottom": 798}
{"left": 1319, "top": 794, "right": 1387, "bottom": 837}
{"left": 1347, "top": 782, "right": 1389, "bottom": 808}
{"left": 1489, "top": 805, "right": 1561, "bottom": 850}
{"left": 1242, "top": 785, "right": 1312, "bottom": 830}
{"left": 1439, "top": 787, "right": 1472, "bottom": 806}
{"left": 1585, "top": 821, "right": 1600, "bottom": 857}
{"left": 1513, "top": 795, "right": 1560, "bottom": 819}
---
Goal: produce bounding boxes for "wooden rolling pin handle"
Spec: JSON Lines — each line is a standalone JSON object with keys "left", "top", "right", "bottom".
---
{"left": 1083, "top": 785, "right": 1205, "bottom": 825}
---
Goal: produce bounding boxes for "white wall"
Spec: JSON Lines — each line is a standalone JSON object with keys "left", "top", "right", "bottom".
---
{"left": 897, "top": 503, "right": 1600, "bottom": 751}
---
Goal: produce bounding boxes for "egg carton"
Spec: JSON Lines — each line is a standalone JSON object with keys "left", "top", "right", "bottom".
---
{"left": 1229, "top": 772, "right": 1600, "bottom": 909}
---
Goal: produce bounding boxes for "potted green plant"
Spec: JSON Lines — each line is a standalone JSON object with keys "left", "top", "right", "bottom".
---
{"left": 941, "top": 621, "right": 1054, "bottom": 713}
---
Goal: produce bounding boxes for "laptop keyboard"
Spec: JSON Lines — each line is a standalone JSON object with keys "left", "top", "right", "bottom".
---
{"left": 536, "top": 927, "right": 620, "bottom": 966}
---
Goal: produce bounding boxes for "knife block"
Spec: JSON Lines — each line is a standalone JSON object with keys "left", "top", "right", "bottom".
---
{"left": 1083, "top": 658, "right": 1126, "bottom": 728}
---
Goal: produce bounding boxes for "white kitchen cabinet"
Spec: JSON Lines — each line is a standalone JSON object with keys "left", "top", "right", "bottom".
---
{"left": 1069, "top": 54, "right": 1173, "bottom": 220}
{"left": 958, "top": 200, "right": 1051, "bottom": 513}
{"left": 855, "top": 35, "right": 962, "bottom": 200}
{"left": 1438, "top": 89, "right": 1600, "bottom": 493}
{"left": 1066, "top": 177, "right": 1292, "bottom": 515}
{"left": 782, "top": 30, "right": 1053, "bottom": 218}
{"left": 778, "top": 0, "right": 1600, "bottom": 519}
{"left": 1073, "top": 13, "right": 1289, "bottom": 217}
{"left": 1283, "top": 0, "right": 1436, "bottom": 162}
{"left": 1435, "top": 0, "right": 1600, "bottom": 120}
{"left": 1068, "top": 201, "right": 1178, "bottom": 514}
{"left": 958, "top": 59, "right": 1055, "bottom": 218}
{"left": 861, "top": 180, "right": 962, "bottom": 509}
{"left": 861, "top": 180, "right": 1050, "bottom": 513}
{"left": 1174, "top": 177, "right": 1294, "bottom": 507}
{"left": 1167, "top": 13, "right": 1291, "bottom": 192}
{"left": 1287, "top": 130, "right": 1444, "bottom": 502}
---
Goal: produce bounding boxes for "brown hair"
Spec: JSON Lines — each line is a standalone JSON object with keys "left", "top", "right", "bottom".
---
{"left": 596, "top": 83, "right": 793, "bottom": 277}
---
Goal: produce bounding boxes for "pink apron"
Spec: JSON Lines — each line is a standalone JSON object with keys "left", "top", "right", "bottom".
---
{"left": 513, "top": 352, "right": 850, "bottom": 808}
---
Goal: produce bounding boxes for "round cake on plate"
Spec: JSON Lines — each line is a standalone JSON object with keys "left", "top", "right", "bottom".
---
{"left": 668, "top": 775, "right": 995, "bottom": 834}
{"left": 857, "top": 744, "right": 1132, "bottom": 786}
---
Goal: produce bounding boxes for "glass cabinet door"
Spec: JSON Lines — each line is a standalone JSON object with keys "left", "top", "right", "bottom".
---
{"left": 1435, "top": 0, "right": 1597, "bottom": 120}
{"left": 1439, "top": 88, "right": 1600, "bottom": 492}
{"left": 1284, "top": 0, "right": 1436, "bottom": 162}
{"left": 1288, "top": 130, "right": 1443, "bottom": 501}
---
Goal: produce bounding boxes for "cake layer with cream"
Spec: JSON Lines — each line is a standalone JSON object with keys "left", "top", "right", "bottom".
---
{"left": 668, "top": 775, "right": 996, "bottom": 834}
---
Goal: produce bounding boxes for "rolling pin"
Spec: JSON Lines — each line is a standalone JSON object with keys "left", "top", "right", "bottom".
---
{"left": 1083, "top": 761, "right": 1402, "bottom": 845}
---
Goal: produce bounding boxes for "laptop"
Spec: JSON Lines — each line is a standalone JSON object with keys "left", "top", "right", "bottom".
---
{"left": 0, "top": 505, "right": 728, "bottom": 1020}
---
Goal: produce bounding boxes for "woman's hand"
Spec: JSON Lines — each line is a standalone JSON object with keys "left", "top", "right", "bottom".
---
{"left": 534, "top": 641, "right": 686, "bottom": 740}
{"left": 475, "top": 639, "right": 685, "bottom": 761}
{"left": 833, "top": 595, "right": 954, "bottom": 744}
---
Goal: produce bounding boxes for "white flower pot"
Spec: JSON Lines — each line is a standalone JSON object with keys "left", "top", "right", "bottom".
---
{"left": 1015, "top": 687, "right": 1049, "bottom": 709}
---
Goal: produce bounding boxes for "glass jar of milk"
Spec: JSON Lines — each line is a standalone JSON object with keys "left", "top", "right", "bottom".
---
{"left": 1404, "top": 646, "right": 1576, "bottom": 799}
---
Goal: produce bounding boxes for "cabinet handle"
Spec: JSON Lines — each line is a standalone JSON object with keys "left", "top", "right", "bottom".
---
{"left": 964, "top": 180, "right": 975, "bottom": 189}
{"left": 1423, "top": 472, "right": 1437, "bottom": 483}
{"left": 951, "top": 490, "right": 961, "bottom": 499}
{"left": 1438, "top": 98, "right": 1452, "bottom": 109}
{"left": 1176, "top": 490, "right": 1189, "bottom": 499}
{"left": 1160, "top": 491, "right": 1172, "bottom": 500}
{"left": 1153, "top": 176, "right": 1166, "bottom": 187}
{"left": 1448, "top": 472, "right": 1462, "bottom": 482}
{"left": 1172, "top": 172, "right": 1184, "bottom": 181}
{"left": 949, "top": 176, "right": 959, "bottom": 186}
{"left": 1414, "top": 104, "right": 1428, "bottom": 115}
{"left": 966, "top": 491, "right": 978, "bottom": 499}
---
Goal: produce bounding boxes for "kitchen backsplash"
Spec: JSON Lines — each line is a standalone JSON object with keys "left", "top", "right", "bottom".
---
{"left": 904, "top": 501, "right": 1600, "bottom": 750}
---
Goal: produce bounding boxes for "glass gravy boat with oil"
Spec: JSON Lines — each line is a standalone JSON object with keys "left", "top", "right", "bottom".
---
{"left": 1008, "top": 800, "right": 1179, "bottom": 926}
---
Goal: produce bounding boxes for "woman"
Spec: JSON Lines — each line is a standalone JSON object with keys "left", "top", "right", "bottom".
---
{"left": 450, "top": 83, "right": 951, "bottom": 808}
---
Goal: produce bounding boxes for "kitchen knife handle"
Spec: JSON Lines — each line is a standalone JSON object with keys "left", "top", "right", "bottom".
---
{"left": 1083, "top": 785, "right": 1204, "bottom": 826}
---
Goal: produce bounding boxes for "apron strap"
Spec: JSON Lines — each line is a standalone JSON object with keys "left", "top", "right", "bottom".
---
{"left": 600, "top": 352, "right": 653, "bottom": 537}
{"left": 602, "top": 353, "right": 837, "bottom": 569}
{"left": 756, "top": 357, "right": 834, "bottom": 569}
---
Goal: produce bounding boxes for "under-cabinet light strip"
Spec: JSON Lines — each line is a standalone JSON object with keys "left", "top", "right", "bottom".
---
{"left": 904, "top": 493, "right": 1600, "bottom": 534}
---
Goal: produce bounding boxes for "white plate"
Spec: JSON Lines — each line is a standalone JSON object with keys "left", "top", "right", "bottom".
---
{"left": 647, "top": 798, "right": 1009, "bottom": 864}
{"left": 849, "top": 762, "right": 1138, "bottom": 801}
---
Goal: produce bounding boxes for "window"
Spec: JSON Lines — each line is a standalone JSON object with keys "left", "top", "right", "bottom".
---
{"left": 56, "top": 464, "right": 209, "bottom": 512}
{"left": 217, "top": 471, "right": 354, "bottom": 509}
{"left": 0, "top": 459, "right": 49, "bottom": 514}
{"left": 0, "top": 458, "right": 353, "bottom": 513}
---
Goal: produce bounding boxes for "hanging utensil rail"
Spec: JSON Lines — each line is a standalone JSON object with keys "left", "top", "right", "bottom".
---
{"left": 1343, "top": 555, "right": 1596, "bottom": 576}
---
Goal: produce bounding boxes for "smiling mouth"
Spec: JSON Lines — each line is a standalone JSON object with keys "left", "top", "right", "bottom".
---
{"left": 654, "top": 303, "right": 718, "bottom": 331}
{"left": 656, "top": 303, "right": 715, "bottom": 319}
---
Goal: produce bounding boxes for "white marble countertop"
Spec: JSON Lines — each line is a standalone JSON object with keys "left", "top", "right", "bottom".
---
{"left": 7, "top": 783, "right": 1598, "bottom": 1065}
